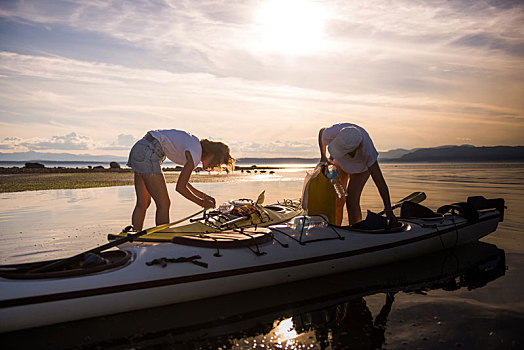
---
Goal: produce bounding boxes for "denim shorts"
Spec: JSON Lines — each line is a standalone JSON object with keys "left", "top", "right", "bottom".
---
{"left": 127, "top": 134, "right": 166, "bottom": 175}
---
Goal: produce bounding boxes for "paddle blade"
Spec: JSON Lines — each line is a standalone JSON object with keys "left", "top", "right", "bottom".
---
{"left": 256, "top": 191, "right": 265, "bottom": 205}
{"left": 397, "top": 191, "right": 426, "bottom": 205}
{"left": 378, "top": 192, "right": 427, "bottom": 215}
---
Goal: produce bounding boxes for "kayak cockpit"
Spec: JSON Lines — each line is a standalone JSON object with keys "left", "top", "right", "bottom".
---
{"left": 0, "top": 250, "right": 132, "bottom": 280}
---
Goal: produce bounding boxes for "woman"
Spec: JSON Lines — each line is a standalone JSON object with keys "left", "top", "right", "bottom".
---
{"left": 127, "top": 129, "right": 234, "bottom": 231}
{"left": 318, "top": 123, "right": 397, "bottom": 226}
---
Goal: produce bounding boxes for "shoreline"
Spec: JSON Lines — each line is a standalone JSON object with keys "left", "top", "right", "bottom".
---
{"left": 0, "top": 164, "right": 289, "bottom": 174}
{"left": 2, "top": 161, "right": 522, "bottom": 193}
{"left": 0, "top": 166, "right": 297, "bottom": 193}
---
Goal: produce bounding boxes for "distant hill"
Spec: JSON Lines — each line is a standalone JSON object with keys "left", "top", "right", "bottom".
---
{"left": 382, "top": 145, "right": 524, "bottom": 163}
{"left": 378, "top": 148, "right": 416, "bottom": 160}
{"left": 1, "top": 146, "right": 523, "bottom": 164}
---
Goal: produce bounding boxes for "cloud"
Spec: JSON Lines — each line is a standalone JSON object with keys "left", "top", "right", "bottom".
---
{"left": 0, "top": 0, "right": 523, "bottom": 156}
{"left": 230, "top": 139, "right": 318, "bottom": 158}
{"left": 0, "top": 132, "right": 140, "bottom": 153}
{"left": 116, "top": 134, "right": 136, "bottom": 147}
{"left": 3, "top": 1, "right": 524, "bottom": 91}
{"left": 100, "top": 134, "right": 137, "bottom": 151}
{"left": 451, "top": 33, "right": 524, "bottom": 56}
{"left": 0, "top": 132, "right": 95, "bottom": 151}
{"left": 0, "top": 137, "right": 22, "bottom": 150}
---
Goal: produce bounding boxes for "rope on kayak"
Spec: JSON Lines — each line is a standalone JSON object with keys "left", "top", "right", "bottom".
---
{"left": 212, "top": 237, "right": 222, "bottom": 257}
{"left": 206, "top": 230, "right": 266, "bottom": 258}
{"left": 419, "top": 222, "right": 449, "bottom": 250}
{"left": 451, "top": 215, "right": 459, "bottom": 248}
{"left": 422, "top": 214, "right": 460, "bottom": 250}
{"left": 271, "top": 223, "right": 342, "bottom": 245}
{"left": 265, "top": 230, "right": 289, "bottom": 248}
{"left": 435, "top": 209, "right": 460, "bottom": 250}
{"left": 232, "top": 228, "right": 266, "bottom": 256}
{"left": 146, "top": 255, "right": 208, "bottom": 268}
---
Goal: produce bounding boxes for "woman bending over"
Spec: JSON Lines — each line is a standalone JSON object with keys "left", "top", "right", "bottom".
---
{"left": 127, "top": 129, "right": 234, "bottom": 231}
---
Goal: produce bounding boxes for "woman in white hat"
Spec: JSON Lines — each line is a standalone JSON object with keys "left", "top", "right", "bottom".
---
{"left": 318, "top": 123, "right": 397, "bottom": 226}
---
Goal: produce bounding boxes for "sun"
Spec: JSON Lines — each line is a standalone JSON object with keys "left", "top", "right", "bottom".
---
{"left": 255, "top": 0, "right": 328, "bottom": 55}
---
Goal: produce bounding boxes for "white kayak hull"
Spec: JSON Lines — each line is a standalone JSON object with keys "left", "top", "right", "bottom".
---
{"left": 0, "top": 208, "right": 502, "bottom": 332}
{"left": 1, "top": 241, "right": 505, "bottom": 350}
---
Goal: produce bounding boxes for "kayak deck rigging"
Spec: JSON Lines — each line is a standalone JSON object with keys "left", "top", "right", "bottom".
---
{"left": 107, "top": 198, "right": 304, "bottom": 243}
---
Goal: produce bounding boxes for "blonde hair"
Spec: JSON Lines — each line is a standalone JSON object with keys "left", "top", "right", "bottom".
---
{"left": 200, "top": 139, "right": 235, "bottom": 172}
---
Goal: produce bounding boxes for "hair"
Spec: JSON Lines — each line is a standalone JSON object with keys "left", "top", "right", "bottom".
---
{"left": 200, "top": 139, "right": 235, "bottom": 172}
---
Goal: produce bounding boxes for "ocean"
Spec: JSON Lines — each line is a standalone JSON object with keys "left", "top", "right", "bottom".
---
{"left": 0, "top": 159, "right": 318, "bottom": 169}
{"left": 0, "top": 163, "right": 523, "bottom": 349}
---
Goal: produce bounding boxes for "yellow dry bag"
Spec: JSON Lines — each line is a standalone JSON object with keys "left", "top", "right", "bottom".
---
{"left": 301, "top": 164, "right": 337, "bottom": 224}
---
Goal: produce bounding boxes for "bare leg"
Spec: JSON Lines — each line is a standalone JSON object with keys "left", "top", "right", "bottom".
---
{"left": 132, "top": 172, "right": 152, "bottom": 231}
{"left": 141, "top": 173, "right": 171, "bottom": 227}
{"left": 335, "top": 166, "right": 350, "bottom": 225}
{"left": 346, "top": 171, "right": 370, "bottom": 225}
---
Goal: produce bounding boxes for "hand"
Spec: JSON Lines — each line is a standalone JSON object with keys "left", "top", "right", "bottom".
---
{"left": 203, "top": 194, "right": 216, "bottom": 207}
{"left": 386, "top": 292, "right": 396, "bottom": 303}
{"left": 385, "top": 210, "right": 401, "bottom": 227}
{"left": 201, "top": 197, "right": 215, "bottom": 209}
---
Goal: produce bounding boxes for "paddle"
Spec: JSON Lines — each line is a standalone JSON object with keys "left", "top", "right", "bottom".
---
{"left": 29, "top": 209, "right": 205, "bottom": 274}
{"left": 378, "top": 191, "right": 426, "bottom": 215}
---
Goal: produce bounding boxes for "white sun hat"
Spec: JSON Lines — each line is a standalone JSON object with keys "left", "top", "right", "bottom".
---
{"left": 327, "top": 126, "right": 363, "bottom": 160}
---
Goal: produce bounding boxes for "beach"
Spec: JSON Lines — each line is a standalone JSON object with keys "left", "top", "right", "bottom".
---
{"left": 0, "top": 165, "right": 284, "bottom": 192}
{"left": 0, "top": 162, "right": 523, "bottom": 349}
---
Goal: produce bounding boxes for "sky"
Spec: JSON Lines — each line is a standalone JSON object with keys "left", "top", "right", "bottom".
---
{"left": 0, "top": 0, "right": 523, "bottom": 158}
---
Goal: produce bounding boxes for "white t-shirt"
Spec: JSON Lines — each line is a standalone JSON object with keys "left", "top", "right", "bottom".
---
{"left": 148, "top": 129, "right": 202, "bottom": 169}
{"left": 322, "top": 123, "right": 378, "bottom": 174}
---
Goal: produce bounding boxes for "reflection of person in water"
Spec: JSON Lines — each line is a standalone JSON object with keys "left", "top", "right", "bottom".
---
{"left": 314, "top": 292, "right": 395, "bottom": 349}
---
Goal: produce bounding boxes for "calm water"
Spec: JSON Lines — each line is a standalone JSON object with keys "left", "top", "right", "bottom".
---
{"left": 1, "top": 163, "right": 523, "bottom": 349}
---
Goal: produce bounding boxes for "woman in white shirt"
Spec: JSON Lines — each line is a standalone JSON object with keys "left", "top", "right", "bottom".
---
{"left": 127, "top": 129, "right": 234, "bottom": 231}
{"left": 318, "top": 123, "right": 397, "bottom": 226}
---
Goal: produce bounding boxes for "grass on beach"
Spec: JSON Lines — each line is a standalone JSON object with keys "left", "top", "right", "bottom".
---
{"left": 0, "top": 172, "right": 250, "bottom": 193}
{"left": 0, "top": 173, "right": 136, "bottom": 192}
{"left": 0, "top": 163, "right": 286, "bottom": 192}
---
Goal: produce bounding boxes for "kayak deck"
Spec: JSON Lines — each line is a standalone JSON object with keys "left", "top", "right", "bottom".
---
{"left": 108, "top": 200, "right": 303, "bottom": 242}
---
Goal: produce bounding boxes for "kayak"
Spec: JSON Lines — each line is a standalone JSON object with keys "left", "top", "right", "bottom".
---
{"left": 107, "top": 195, "right": 304, "bottom": 242}
{"left": 1, "top": 241, "right": 505, "bottom": 349}
{"left": 0, "top": 196, "right": 504, "bottom": 332}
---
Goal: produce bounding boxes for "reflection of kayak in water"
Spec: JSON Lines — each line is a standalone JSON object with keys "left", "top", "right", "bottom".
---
{"left": 0, "top": 196, "right": 504, "bottom": 332}
{"left": 290, "top": 241, "right": 507, "bottom": 350}
{"left": 1, "top": 241, "right": 506, "bottom": 349}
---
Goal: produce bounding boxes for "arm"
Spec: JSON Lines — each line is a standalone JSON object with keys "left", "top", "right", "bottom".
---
{"left": 318, "top": 128, "right": 328, "bottom": 164}
{"left": 175, "top": 151, "right": 215, "bottom": 209}
{"left": 187, "top": 182, "right": 215, "bottom": 206}
{"left": 368, "top": 161, "right": 397, "bottom": 222}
